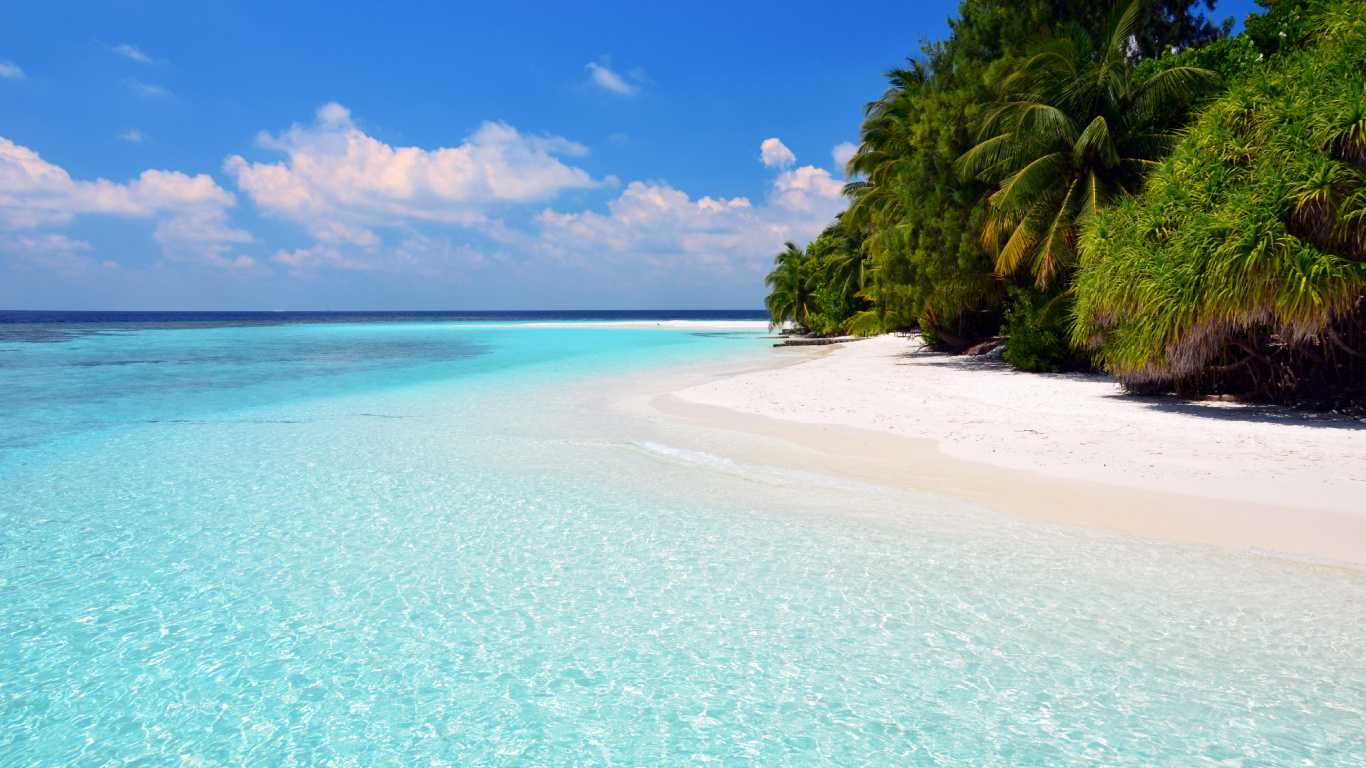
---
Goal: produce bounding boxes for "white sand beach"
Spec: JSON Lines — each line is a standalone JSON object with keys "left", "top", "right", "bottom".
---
{"left": 660, "top": 334, "right": 1366, "bottom": 565}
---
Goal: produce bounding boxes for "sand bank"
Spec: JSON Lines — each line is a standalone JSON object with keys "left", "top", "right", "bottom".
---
{"left": 661, "top": 334, "right": 1366, "bottom": 565}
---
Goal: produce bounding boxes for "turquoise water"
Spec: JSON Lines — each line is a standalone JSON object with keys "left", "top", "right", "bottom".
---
{"left": 1, "top": 320, "right": 1364, "bottom": 766}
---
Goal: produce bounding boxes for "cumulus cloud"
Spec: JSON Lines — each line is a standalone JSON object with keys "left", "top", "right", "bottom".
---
{"left": 831, "top": 142, "right": 858, "bottom": 175}
{"left": 0, "top": 61, "right": 23, "bottom": 79}
{"left": 522, "top": 140, "right": 845, "bottom": 279}
{"left": 586, "top": 58, "right": 640, "bottom": 96}
{"left": 245, "top": 125, "right": 846, "bottom": 285}
{"left": 113, "top": 44, "right": 155, "bottom": 64}
{"left": 120, "top": 129, "right": 146, "bottom": 143}
{"left": 225, "top": 102, "right": 604, "bottom": 250}
{"left": 0, "top": 135, "right": 250, "bottom": 264}
{"left": 760, "top": 138, "right": 796, "bottom": 169}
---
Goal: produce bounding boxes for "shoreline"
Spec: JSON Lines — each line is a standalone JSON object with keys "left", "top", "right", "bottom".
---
{"left": 654, "top": 334, "right": 1366, "bottom": 566}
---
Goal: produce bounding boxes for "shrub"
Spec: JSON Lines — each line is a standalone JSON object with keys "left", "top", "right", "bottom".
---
{"left": 1002, "top": 287, "right": 1074, "bottom": 372}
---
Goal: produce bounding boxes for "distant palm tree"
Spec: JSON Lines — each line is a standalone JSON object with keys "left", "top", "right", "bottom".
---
{"left": 763, "top": 241, "right": 815, "bottom": 331}
{"left": 956, "top": 0, "right": 1219, "bottom": 286}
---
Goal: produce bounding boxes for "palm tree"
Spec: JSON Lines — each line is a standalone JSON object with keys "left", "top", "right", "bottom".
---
{"left": 956, "top": 0, "right": 1219, "bottom": 287}
{"left": 842, "top": 60, "right": 926, "bottom": 234}
{"left": 763, "top": 241, "right": 815, "bottom": 331}
{"left": 811, "top": 215, "right": 866, "bottom": 310}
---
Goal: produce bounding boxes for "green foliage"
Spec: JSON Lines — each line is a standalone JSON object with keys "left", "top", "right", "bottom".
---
{"left": 1134, "top": 0, "right": 1320, "bottom": 83}
{"left": 843, "top": 57, "right": 1000, "bottom": 340}
{"left": 957, "top": 0, "right": 1220, "bottom": 287}
{"left": 848, "top": 79, "right": 1001, "bottom": 338}
{"left": 1072, "top": 0, "right": 1366, "bottom": 388}
{"left": 762, "top": 227, "right": 871, "bottom": 335}
{"left": 772, "top": 0, "right": 1246, "bottom": 365}
{"left": 918, "top": 324, "right": 947, "bottom": 349}
{"left": 838, "top": 0, "right": 1228, "bottom": 345}
{"left": 1244, "top": 0, "right": 1319, "bottom": 56}
{"left": 802, "top": 218, "right": 870, "bottom": 335}
{"left": 1134, "top": 32, "right": 1263, "bottom": 83}
{"left": 845, "top": 309, "right": 888, "bottom": 337}
{"left": 933, "top": 0, "right": 1230, "bottom": 77}
{"left": 763, "top": 242, "right": 815, "bottom": 331}
{"left": 1002, "top": 287, "right": 1075, "bottom": 371}
{"left": 806, "top": 286, "right": 860, "bottom": 336}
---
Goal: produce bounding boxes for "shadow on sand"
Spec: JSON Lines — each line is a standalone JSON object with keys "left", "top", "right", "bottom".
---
{"left": 895, "top": 347, "right": 1366, "bottom": 431}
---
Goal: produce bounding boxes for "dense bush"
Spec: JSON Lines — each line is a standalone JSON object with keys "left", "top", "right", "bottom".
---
{"left": 1072, "top": 0, "right": 1366, "bottom": 401}
{"left": 1002, "top": 287, "right": 1076, "bottom": 372}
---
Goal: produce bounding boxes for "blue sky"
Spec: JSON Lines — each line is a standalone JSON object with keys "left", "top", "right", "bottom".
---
{"left": 1, "top": 0, "right": 1259, "bottom": 310}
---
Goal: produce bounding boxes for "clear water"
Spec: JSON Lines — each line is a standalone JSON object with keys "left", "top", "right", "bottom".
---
{"left": 1, "top": 318, "right": 1363, "bottom": 767}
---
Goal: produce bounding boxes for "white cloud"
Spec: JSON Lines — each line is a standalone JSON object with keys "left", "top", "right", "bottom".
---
{"left": 225, "top": 102, "right": 604, "bottom": 247}
{"left": 247, "top": 129, "right": 846, "bottom": 284}
{"left": 586, "top": 58, "right": 639, "bottom": 96}
{"left": 203, "top": 253, "right": 257, "bottom": 269}
{"left": 0, "top": 61, "right": 23, "bottom": 79}
{"left": 271, "top": 244, "right": 371, "bottom": 274}
{"left": 760, "top": 138, "right": 796, "bottom": 169}
{"left": 120, "top": 129, "right": 146, "bottom": 143}
{"left": 0, "top": 135, "right": 250, "bottom": 265}
{"left": 123, "top": 79, "right": 168, "bottom": 98}
{"left": 114, "top": 44, "right": 155, "bottom": 64}
{"left": 0, "top": 137, "right": 232, "bottom": 226}
{"left": 522, "top": 141, "right": 845, "bottom": 279}
{"left": 152, "top": 206, "right": 253, "bottom": 262}
{"left": 832, "top": 142, "right": 858, "bottom": 175}
{"left": 316, "top": 102, "right": 350, "bottom": 124}
{"left": 1, "top": 233, "right": 92, "bottom": 253}
{"left": 768, "top": 165, "right": 848, "bottom": 219}
{"left": 0, "top": 233, "right": 121, "bottom": 275}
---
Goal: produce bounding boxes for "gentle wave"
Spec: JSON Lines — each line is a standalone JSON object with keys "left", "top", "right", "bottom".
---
{"left": 632, "top": 440, "right": 896, "bottom": 494}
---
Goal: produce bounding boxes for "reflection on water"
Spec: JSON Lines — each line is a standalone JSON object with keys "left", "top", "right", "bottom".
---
{"left": 0, "top": 319, "right": 1362, "bottom": 766}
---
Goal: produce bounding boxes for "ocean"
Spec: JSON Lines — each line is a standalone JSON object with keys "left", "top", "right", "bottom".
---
{"left": 1, "top": 312, "right": 1362, "bottom": 766}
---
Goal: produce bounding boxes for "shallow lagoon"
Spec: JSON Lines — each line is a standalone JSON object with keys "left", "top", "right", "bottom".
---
{"left": 1, "top": 318, "right": 1363, "bottom": 766}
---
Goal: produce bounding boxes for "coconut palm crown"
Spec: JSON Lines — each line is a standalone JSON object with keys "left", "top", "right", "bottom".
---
{"left": 763, "top": 241, "right": 815, "bottom": 331}
{"left": 841, "top": 61, "right": 928, "bottom": 235}
{"left": 956, "top": 0, "right": 1219, "bottom": 287}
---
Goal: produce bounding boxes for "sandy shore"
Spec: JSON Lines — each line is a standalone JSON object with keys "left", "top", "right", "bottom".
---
{"left": 661, "top": 334, "right": 1366, "bottom": 565}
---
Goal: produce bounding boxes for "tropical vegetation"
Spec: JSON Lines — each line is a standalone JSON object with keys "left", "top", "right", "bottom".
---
{"left": 765, "top": 0, "right": 1366, "bottom": 407}
{"left": 1073, "top": 0, "right": 1366, "bottom": 403}
{"left": 763, "top": 241, "right": 814, "bottom": 331}
{"left": 954, "top": 2, "right": 1219, "bottom": 287}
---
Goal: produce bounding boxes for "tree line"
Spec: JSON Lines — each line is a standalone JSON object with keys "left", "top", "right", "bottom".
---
{"left": 765, "top": 0, "right": 1366, "bottom": 408}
